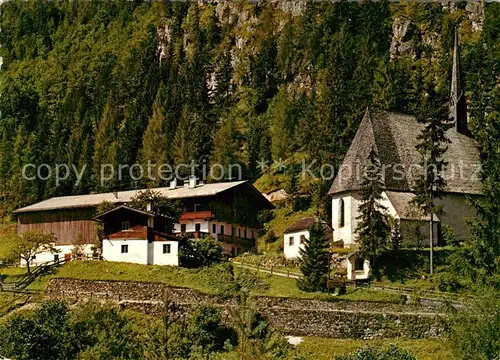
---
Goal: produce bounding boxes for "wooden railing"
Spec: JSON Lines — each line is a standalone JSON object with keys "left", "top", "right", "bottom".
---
{"left": 1, "top": 254, "right": 102, "bottom": 293}
{"left": 217, "top": 234, "right": 255, "bottom": 248}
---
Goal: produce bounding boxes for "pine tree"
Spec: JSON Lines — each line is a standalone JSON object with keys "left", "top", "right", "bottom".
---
{"left": 410, "top": 85, "right": 452, "bottom": 275}
{"left": 92, "top": 92, "right": 120, "bottom": 192}
{"left": 210, "top": 116, "right": 243, "bottom": 181}
{"left": 171, "top": 105, "right": 196, "bottom": 176}
{"left": 297, "top": 222, "right": 330, "bottom": 292}
{"left": 139, "top": 82, "right": 168, "bottom": 186}
{"left": 355, "top": 149, "right": 391, "bottom": 268}
{"left": 459, "top": 18, "right": 500, "bottom": 285}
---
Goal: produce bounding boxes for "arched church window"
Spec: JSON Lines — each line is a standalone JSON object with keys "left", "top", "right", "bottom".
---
{"left": 338, "top": 198, "right": 345, "bottom": 228}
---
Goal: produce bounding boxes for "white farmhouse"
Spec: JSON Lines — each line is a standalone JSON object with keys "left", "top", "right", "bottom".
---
{"left": 14, "top": 179, "right": 274, "bottom": 267}
{"left": 94, "top": 205, "right": 180, "bottom": 266}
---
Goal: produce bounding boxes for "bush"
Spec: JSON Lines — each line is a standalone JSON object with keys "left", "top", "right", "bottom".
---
{"left": 179, "top": 237, "right": 223, "bottom": 268}
{"left": 0, "top": 301, "right": 76, "bottom": 360}
{"left": 235, "top": 253, "right": 299, "bottom": 269}
{"left": 448, "top": 291, "right": 500, "bottom": 360}
{"left": 333, "top": 345, "right": 417, "bottom": 360}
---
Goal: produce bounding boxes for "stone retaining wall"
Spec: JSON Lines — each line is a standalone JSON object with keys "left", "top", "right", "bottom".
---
{"left": 47, "top": 278, "right": 447, "bottom": 339}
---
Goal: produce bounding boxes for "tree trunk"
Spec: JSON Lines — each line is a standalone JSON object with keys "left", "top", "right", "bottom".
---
{"left": 429, "top": 216, "right": 434, "bottom": 276}
{"left": 26, "top": 260, "right": 31, "bottom": 275}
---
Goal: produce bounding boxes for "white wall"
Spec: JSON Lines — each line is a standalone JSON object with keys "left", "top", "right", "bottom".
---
{"left": 331, "top": 191, "right": 425, "bottom": 247}
{"left": 102, "top": 239, "right": 149, "bottom": 265}
{"left": 151, "top": 241, "right": 179, "bottom": 266}
{"left": 435, "top": 193, "right": 475, "bottom": 242}
{"left": 173, "top": 220, "right": 209, "bottom": 234}
{"left": 21, "top": 244, "right": 94, "bottom": 267}
{"left": 331, "top": 194, "right": 358, "bottom": 247}
{"left": 283, "top": 230, "right": 309, "bottom": 259}
{"left": 346, "top": 256, "right": 371, "bottom": 280}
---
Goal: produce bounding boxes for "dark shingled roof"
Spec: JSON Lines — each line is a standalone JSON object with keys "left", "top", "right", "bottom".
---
{"left": 283, "top": 217, "right": 333, "bottom": 235}
{"left": 328, "top": 110, "right": 482, "bottom": 195}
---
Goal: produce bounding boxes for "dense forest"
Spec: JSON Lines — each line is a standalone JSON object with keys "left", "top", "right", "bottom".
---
{"left": 0, "top": 0, "right": 498, "bottom": 219}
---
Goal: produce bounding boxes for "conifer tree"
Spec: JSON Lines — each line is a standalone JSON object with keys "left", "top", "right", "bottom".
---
{"left": 297, "top": 222, "right": 330, "bottom": 292}
{"left": 410, "top": 85, "right": 452, "bottom": 275}
{"left": 355, "top": 149, "right": 390, "bottom": 268}
{"left": 171, "top": 105, "right": 196, "bottom": 176}
{"left": 139, "top": 82, "right": 168, "bottom": 186}
{"left": 92, "top": 92, "right": 120, "bottom": 192}
{"left": 459, "top": 20, "right": 500, "bottom": 285}
{"left": 210, "top": 116, "right": 243, "bottom": 181}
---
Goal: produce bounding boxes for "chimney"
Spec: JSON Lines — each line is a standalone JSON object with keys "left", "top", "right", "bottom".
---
{"left": 169, "top": 178, "right": 177, "bottom": 189}
{"left": 188, "top": 175, "right": 197, "bottom": 189}
{"left": 449, "top": 29, "right": 469, "bottom": 136}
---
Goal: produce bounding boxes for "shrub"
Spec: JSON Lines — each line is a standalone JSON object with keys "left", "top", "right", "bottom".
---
{"left": 0, "top": 301, "right": 76, "bottom": 360}
{"left": 179, "top": 236, "right": 223, "bottom": 268}
{"left": 448, "top": 291, "right": 500, "bottom": 360}
{"left": 333, "top": 345, "right": 417, "bottom": 360}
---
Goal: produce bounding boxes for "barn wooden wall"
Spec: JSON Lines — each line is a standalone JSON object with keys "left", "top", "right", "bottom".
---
{"left": 17, "top": 208, "right": 97, "bottom": 245}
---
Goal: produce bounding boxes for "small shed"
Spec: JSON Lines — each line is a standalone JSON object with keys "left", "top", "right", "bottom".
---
{"left": 341, "top": 252, "right": 371, "bottom": 281}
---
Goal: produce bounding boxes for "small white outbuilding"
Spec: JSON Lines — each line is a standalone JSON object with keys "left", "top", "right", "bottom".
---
{"left": 283, "top": 217, "right": 333, "bottom": 260}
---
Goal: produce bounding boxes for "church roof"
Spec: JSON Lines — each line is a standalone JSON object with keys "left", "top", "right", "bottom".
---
{"left": 328, "top": 110, "right": 482, "bottom": 195}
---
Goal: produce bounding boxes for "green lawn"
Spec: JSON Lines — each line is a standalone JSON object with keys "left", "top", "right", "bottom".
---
{"left": 296, "top": 337, "right": 455, "bottom": 360}
{"left": 257, "top": 274, "right": 406, "bottom": 303}
{"left": 0, "top": 223, "right": 17, "bottom": 260}
{"left": 28, "top": 260, "right": 405, "bottom": 304}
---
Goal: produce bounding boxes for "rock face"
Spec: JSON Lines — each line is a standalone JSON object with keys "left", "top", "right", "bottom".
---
{"left": 47, "top": 278, "right": 447, "bottom": 339}
{"left": 390, "top": 17, "right": 415, "bottom": 59}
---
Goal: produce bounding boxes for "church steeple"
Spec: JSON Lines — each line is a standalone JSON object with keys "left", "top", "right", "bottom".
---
{"left": 449, "top": 29, "right": 469, "bottom": 135}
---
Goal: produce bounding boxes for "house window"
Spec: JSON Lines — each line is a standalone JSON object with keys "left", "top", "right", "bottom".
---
{"left": 220, "top": 225, "right": 225, "bottom": 235}
{"left": 238, "top": 228, "right": 241, "bottom": 237}
{"left": 121, "top": 245, "right": 129, "bottom": 253}
{"left": 300, "top": 235, "right": 306, "bottom": 244}
{"left": 194, "top": 204, "right": 201, "bottom": 212}
{"left": 338, "top": 198, "right": 345, "bottom": 228}
{"left": 289, "top": 237, "right": 294, "bottom": 246}
{"left": 195, "top": 223, "right": 201, "bottom": 232}
{"left": 163, "top": 244, "right": 171, "bottom": 254}
{"left": 212, "top": 224, "right": 217, "bottom": 233}
{"left": 122, "top": 221, "right": 130, "bottom": 231}
{"left": 244, "top": 229, "right": 247, "bottom": 239}
{"left": 251, "top": 231, "right": 254, "bottom": 239}
{"left": 54, "top": 254, "right": 59, "bottom": 262}
{"left": 181, "top": 224, "right": 186, "bottom": 233}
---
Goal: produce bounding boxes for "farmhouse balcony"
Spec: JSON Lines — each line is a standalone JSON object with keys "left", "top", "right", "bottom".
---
{"left": 217, "top": 234, "right": 255, "bottom": 248}
{"left": 179, "top": 210, "right": 214, "bottom": 221}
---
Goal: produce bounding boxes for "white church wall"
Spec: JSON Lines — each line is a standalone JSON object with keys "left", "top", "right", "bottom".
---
{"left": 435, "top": 194, "right": 476, "bottom": 242}
{"left": 331, "top": 192, "right": 397, "bottom": 247}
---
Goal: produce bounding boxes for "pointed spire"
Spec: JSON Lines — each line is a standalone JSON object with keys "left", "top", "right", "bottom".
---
{"left": 449, "top": 28, "right": 469, "bottom": 135}
{"left": 450, "top": 29, "right": 461, "bottom": 104}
